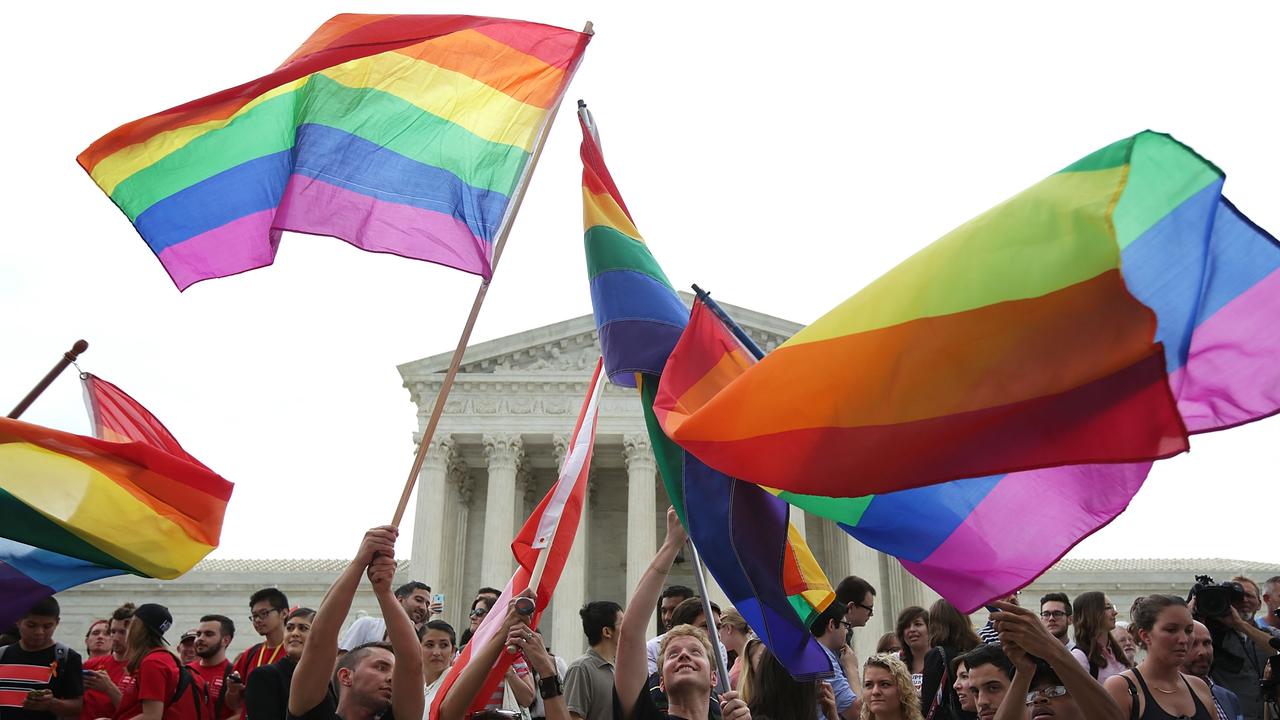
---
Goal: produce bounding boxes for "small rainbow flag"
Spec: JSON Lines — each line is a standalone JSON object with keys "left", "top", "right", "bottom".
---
{"left": 580, "top": 105, "right": 833, "bottom": 679}
{"left": 657, "top": 132, "right": 1280, "bottom": 611}
{"left": 0, "top": 381, "right": 232, "bottom": 626}
{"left": 79, "top": 15, "right": 591, "bottom": 290}
{"left": 662, "top": 131, "right": 1280, "bottom": 498}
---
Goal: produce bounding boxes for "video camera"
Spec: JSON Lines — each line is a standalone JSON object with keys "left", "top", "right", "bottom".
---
{"left": 1188, "top": 574, "right": 1246, "bottom": 619}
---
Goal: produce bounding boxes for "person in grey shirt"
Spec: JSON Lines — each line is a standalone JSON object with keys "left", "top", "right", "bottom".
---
{"left": 565, "top": 601, "right": 623, "bottom": 720}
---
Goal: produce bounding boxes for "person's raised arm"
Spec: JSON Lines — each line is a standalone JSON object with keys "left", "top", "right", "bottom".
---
{"left": 991, "top": 642, "right": 1034, "bottom": 720}
{"left": 993, "top": 601, "right": 1123, "bottom": 720}
{"left": 616, "top": 507, "right": 687, "bottom": 720}
{"left": 288, "top": 526, "right": 397, "bottom": 717}
{"left": 369, "top": 555, "right": 424, "bottom": 720}
{"left": 438, "top": 592, "right": 533, "bottom": 720}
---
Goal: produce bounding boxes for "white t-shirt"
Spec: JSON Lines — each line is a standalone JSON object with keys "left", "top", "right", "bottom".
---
{"left": 339, "top": 616, "right": 388, "bottom": 651}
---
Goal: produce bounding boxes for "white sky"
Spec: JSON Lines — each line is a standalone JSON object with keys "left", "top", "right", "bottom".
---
{"left": 1, "top": 1, "right": 1276, "bottom": 566}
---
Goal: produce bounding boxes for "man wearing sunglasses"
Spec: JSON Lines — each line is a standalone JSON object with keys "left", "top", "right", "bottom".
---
{"left": 989, "top": 601, "right": 1123, "bottom": 720}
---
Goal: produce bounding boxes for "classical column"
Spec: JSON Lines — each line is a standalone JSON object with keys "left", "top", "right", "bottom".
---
{"left": 409, "top": 436, "right": 455, "bottom": 590}
{"left": 440, "top": 457, "right": 472, "bottom": 631}
{"left": 845, "top": 538, "right": 890, "bottom": 653}
{"left": 624, "top": 434, "right": 657, "bottom": 600}
{"left": 789, "top": 506, "right": 807, "bottom": 540}
{"left": 550, "top": 434, "right": 589, "bottom": 659}
{"left": 482, "top": 433, "right": 523, "bottom": 586}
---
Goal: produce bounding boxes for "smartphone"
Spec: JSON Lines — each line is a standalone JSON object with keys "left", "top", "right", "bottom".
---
{"left": 82, "top": 669, "right": 95, "bottom": 676}
{"left": 433, "top": 593, "right": 446, "bottom": 614}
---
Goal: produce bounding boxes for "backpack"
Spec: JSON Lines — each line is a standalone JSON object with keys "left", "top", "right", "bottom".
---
{"left": 163, "top": 651, "right": 206, "bottom": 720}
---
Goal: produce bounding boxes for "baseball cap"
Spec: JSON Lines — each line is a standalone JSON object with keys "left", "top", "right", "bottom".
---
{"left": 133, "top": 603, "right": 174, "bottom": 641}
{"left": 179, "top": 629, "right": 197, "bottom": 643}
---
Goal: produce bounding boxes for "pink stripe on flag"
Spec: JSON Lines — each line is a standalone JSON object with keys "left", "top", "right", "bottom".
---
{"left": 275, "top": 174, "right": 492, "bottom": 278}
{"left": 158, "top": 210, "right": 280, "bottom": 291}
{"left": 901, "top": 462, "right": 1152, "bottom": 612}
{"left": 1173, "top": 267, "right": 1280, "bottom": 432}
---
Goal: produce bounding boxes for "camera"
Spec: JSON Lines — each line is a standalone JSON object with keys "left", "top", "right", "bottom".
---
{"left": 1189, "top": 575, "right": 1246, "bottom": 618}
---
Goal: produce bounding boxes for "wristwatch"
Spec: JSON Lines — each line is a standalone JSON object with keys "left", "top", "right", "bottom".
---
{"left": 538, "top": 674, "right": 563, "bottom": 700}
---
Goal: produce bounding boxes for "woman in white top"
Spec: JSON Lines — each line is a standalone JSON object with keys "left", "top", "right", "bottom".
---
{"left": 1070, "top": 592, "right": 1130, "bottom": 683}
{"left": 422, "top": 620, "right": 456, "bottom": 717}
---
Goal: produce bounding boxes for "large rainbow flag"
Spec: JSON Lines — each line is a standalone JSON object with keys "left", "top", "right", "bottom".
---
{"left": 0, "top": 380, "right": 232, "bottom": 626}
{"left": 79, "top": 15, "right": 591, "bottom": 290}
{"left": 657, "top": 132, "right": 1280, "bottom": 611}
{"left": 580, "top": 105, "right": 833, "bottom": 678}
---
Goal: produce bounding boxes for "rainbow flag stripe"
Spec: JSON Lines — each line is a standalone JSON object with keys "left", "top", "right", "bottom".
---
{"left": 0, "top": 416, "right": 232, "bottom": 624}
{"left": 79, "top": 15, "right": 590, "bottom": 290}
{"left": 661, "top": 132, "right": 1265, "bottom": 498}
{"left": 657, "top": 132, "right": 1280, "bottom": 611}
{"left": 581, "top": 115, "right": 688, "bottom": 387}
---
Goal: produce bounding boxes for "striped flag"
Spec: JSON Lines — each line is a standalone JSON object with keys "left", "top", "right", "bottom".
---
{"left": 430, "top": 359, "right": 605, "bottom": 718}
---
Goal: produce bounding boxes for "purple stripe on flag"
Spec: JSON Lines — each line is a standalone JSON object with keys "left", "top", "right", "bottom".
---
{"left": 0, "top": 561, "right": 56, "bottom": 629}
{"left": 1174, "top": 267, "right": 1280, "bottom": 432}
{"left": 275, "top": 175, "right": 492, "bottom": 277}
{"left": 901, "top": 462, "right": 1152, "bottom": 612}
{"left": 158, "top": 210, "right": 280, "bottom": 290}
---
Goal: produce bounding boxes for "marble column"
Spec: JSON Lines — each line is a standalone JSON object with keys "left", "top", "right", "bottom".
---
{"left": 440, "top": 457, "right": 472, "bottom": 631}
{"left": 550, "top": 434, "right": 589, "bottom": 659}
{"left": 482, "top": 433, "right": 523, "bottom": 586}
{"left": 845, "top": 537, "right": 890, "bottom": 654}
{"left": 624, "top": 434, "right": 657, "bottom": 600}
{"left": 788, "top": 506, "right": 807, "bottom": 541}
{"left": 409, "top": 436, "right": 454, "bottom": 591}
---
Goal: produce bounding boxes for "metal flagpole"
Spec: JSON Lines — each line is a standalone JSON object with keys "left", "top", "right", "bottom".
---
{"left": 692, "top": 284, "right": 766, "bottom": 360}
{"left": 8, "top": 340, "right": 89, "bottom": 419}
{"left": 391, "top": 22, "right": 595, "bottom": 526}
{"left": 687, "top": 541, "right": 732, "bottom": 694}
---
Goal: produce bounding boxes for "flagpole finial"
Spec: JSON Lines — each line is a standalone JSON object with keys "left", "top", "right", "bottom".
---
{"left": 577, "top": 99, "right": 586, "bottom": 110}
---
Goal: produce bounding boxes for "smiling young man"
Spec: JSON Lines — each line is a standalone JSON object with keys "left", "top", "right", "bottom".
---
{"left": 614, "top": 509, "right": 750, "bottom": 720}
{"left": 0, "top": 598, "right": 83, "bottom": 720}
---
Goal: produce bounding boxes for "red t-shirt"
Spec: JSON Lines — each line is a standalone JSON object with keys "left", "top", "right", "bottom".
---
{"left": 81, "top": 654, "right": 131, "bottom": 720}
{"left": 113, "top": 650, "right": 200, "bottom": 720}
{"left": 187, "top": 660, "right": 230, "bottom": 720}
{"left": 230, "top": 644, "right": 282, "bottom": 720}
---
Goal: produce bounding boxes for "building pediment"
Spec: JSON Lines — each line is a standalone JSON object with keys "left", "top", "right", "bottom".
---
{"left": 396, "top": 292, "right": 805, "bottom": 381}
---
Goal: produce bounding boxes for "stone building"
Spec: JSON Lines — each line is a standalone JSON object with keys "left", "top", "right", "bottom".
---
{"left": 50, "top": 300, "right": 1280, "bottom": 658}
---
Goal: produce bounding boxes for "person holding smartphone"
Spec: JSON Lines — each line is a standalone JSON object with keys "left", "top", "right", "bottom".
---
{"left": 0, "top": 597, "right": 83, "bottom": 720}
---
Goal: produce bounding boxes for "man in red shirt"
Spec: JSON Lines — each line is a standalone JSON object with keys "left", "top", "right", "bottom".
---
{"left": 112, "top": 604, "right": 201, "bottom": 720}
{"left": 81, "top": 604, "right": 135, "bottom": 720}
{"left": 189, "top": 616, "right": 242, "bottom": 720}
{"left": 231, "top": 589, "right": 287, "bottom": 720}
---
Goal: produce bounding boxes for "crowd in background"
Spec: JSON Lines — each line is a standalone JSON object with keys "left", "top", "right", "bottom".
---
{"left": 3, "top": 517, "right": 1277, "bottom": 720}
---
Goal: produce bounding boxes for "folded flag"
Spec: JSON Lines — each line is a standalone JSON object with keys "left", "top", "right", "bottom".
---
{"left": 658, "top": 132, "right": 1280, "bottom": 611}
{"left": 580, "top": 104, "right": 833, "bottom": 678}
{"left": 79, "top": 15, "right": 591, "bottom": 290}
{"left": 431, "top": 359, "right": 605, "bottom": 718}
{"left": 0, "top": 382, "right": 232, "bottom": 626}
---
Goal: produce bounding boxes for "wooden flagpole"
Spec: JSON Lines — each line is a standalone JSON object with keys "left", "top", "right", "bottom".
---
{"left": 391, "top": 22, "right": 595, "bottom": 527}
{"left": 8, "top": 340, "right": 89, "bottom": 419}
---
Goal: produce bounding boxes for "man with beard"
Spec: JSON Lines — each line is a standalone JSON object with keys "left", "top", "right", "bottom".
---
{"left": 191, "top": 615, "right": 243, "bottom": 720}
{"left": 339, "top": 581, "right": 433, "bottom": 652}
{"left": 1183, "top": 621, "right": 1244, "bottom": 720}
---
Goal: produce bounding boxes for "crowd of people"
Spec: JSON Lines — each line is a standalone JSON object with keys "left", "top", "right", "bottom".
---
{"left": 2, "top": 517, "right": 1276, "bottom": 720}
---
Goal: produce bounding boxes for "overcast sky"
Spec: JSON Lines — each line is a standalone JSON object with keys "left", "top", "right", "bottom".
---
{"left": 2, "top": 1, "right": 1276, "bottom": 566}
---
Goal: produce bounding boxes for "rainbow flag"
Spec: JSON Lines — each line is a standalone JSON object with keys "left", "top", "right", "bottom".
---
{"left": 0, "top": 389, "right": 232, "bottom": 626}
{"left": 79, "top": 15, "right": 591, "bottom": 290}
{"left": 580, "top": 105, "right": 833, "bottom": 678}
{"left": 657, "top": 132, "right": 1280, "bottom": 611}
{"left": 82, "top": 373, "right": 203, "bottom": 467}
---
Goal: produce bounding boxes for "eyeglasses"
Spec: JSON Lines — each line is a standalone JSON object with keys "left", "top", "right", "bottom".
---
{"left": 854, "top": 602, "right": 875, "bottom": 618}
{"left": 249, "top": 609, "right": 280, "bottom": 621}
{"left": 1040, "top": 611, "right": 1069, "bottom": 619}
{"left": 1025, "top": 685, "right": 1069, "bottom": 705}
{"left": 839, "top": 621, "right": 854, "bottom": 630}
{"left": 470, "top": 608, "right": 489, "bottom": 619}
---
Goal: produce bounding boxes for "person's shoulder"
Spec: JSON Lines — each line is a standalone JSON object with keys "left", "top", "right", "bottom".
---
{"left": 287, "top": 691, "right": 337, "bottom": 720}
{"left": 1183, "top": 673, "right": 1212, "bottom": 694}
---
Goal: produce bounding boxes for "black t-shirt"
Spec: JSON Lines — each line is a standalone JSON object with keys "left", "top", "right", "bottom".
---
{"left": 0, "top": 643, "right": 84, "bottom": 720}
{"left": 245, "top": 657, "right": 295, "bottom": 720}
{"left": 613, "top": 680, "right": 720, "bottom": 720}
{"left": 286, "top": 688, "right": 395, "bottom": 720}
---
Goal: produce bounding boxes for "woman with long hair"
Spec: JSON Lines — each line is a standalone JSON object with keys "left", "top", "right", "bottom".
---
{"left": 948, "top": 656, "right": 977, "bottom": 720}
{"left": 895, "top": 607, "right": 930, "bottom": 695}
{"left": 245, "top": 607, "right": 315, "bottom": 720}
{"left": 1103, "top": 595, "right": 1214, "bottom": 720}
{"left": 745, "top": 645, "right": 831, "bottom": 720}
{"left": 737, "top": 638, "right": 766, "bottom": 704}
{"left": 1071, "top": 591, "right": 1130, "bottom": 683}
{"left": 114, "top": 603, "right": 199, "bottom": 720}
{"left": 860, "top": 653, "right": 924, "bottom": 720}
{"left": 920, "top": 599, "right": 981, "bottom": 719}
{"left": 421, "top": 620, "right": 457, "bottom": 712}
{"left": 85, "top": 619, "right": 111, "bottom": 658}
{"left": 719, "top": 607, "right": 752, "bottom": 689}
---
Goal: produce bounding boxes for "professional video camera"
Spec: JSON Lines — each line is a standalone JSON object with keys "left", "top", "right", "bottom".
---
{"left": 1189, "top": 574, "right": 1246, "bottom": 618}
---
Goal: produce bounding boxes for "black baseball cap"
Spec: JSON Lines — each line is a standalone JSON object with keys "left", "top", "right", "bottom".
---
{"left": 133, "top": 604, "right": 174, "bottom": 641}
